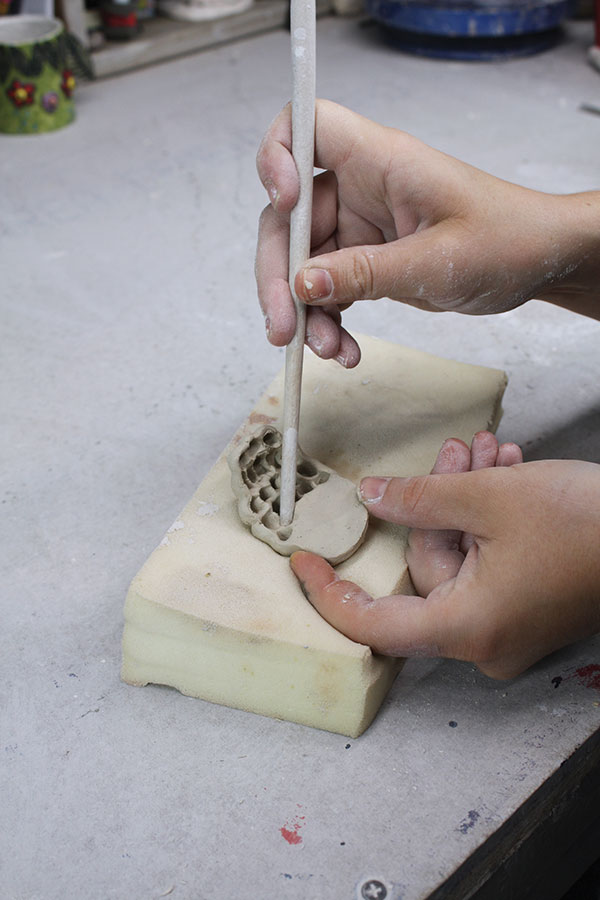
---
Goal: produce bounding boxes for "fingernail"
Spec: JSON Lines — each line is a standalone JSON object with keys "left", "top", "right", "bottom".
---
{"left": 303, "top": 268, "right": 334, "bottom": 302}
{"left": 359, "top": 477, "right": 391, "bottom": 504}
{"left": 335, "top": 352, "right": 348, "bottom": 367}
{"left": 265, "top": 316, "right": 271, "bottom": 337}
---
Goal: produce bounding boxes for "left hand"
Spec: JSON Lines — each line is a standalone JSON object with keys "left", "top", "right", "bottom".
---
{"left": 290, "top": 432, "right": 600, "bottom": 679}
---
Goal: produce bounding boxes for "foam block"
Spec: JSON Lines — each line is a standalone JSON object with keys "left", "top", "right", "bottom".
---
{"left": 122, "top": 336, "right": 507, "bottom": 737}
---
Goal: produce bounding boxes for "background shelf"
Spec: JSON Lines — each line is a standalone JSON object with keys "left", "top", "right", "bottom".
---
{"left": 91, "top": 0, "right": 331, "bottom": 77}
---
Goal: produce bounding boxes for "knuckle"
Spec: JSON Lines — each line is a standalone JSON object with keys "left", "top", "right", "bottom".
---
{"left": 258, "top": 204, "right": 273, "bottom": 231}
{"left": 349, "top": 251, "right": 376, "bottom": 299}
{"left": 328, "top": 579, "right": 373, "bottom": 607}
{"left": 400, "top": 477, "right": 430, "bottom": 516}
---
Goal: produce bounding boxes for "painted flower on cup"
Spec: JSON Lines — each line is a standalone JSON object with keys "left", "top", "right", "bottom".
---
{"left": 42, "top": 91, "right": 59, "bottom": 113}
{"left": 61, "top": 70, "right": 76, "bottom": 98}
{"left": 7, "top": 79, "right": 35, "bottom": 108}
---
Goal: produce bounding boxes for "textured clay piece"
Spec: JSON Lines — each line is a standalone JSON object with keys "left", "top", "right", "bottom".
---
{"left": 228, "top": 424, "right": 368, "bottom": 565}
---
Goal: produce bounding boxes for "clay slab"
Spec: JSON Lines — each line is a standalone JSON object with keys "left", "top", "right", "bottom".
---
{"left": 227, "top": 423, "right": 369, "bottom": 564}
{"left": 122, "top": 335, "right": 507, "bottom": 737}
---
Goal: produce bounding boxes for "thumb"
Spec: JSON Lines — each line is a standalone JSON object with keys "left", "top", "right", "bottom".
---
{"left": 294, "top": 225, "right": 459, "bottom": 306}
{"left": 359, "top": 468, "right": 509, "bottom": 536}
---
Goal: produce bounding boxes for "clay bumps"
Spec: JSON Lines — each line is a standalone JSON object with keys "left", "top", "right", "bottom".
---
{"left": 228, "top": 424, "right": 368, "bottom": 565}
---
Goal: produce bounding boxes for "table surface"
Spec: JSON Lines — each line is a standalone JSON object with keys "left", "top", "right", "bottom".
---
{"left": 2, "top": 15, "right": 600, "bottom": 900}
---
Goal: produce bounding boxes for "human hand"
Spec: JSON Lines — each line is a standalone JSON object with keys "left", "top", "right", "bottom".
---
{"left": 290, "top": 432, "right": 600, "bottom": 679}
{"left": 256, "top": 100, "right": 600, "bottom": 362}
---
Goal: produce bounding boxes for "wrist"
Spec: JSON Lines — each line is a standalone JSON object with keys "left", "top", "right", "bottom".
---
{"left": 535, "top": 191, "right": 600, "bottom": 317}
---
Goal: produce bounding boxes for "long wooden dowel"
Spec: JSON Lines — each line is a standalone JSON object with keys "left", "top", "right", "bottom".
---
{"left": 278, "top": 0, "right": 316, "bottom": 527}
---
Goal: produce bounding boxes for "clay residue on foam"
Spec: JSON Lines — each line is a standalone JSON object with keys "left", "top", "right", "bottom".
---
{"left": 227, "top": 424, "right": 368, "bottom": 565}
{"left": 248, "top": 411, "right": 277, "bottom": 426}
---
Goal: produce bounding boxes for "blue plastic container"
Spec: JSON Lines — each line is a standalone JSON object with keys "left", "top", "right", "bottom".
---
{"left": 366, "top": 0, "right": 572, "bottom": 59}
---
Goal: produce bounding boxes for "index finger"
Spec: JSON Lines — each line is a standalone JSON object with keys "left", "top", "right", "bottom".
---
{"left": 256, "top": 104, "right": 299, "bottom": 214}
{"left": 257, "top": 100, "right": 391, "bottom": 213}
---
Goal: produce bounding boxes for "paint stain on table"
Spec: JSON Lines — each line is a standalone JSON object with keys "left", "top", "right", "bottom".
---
{"left": 457, "top": 809, "right": 480, "bottom": 835}
{"left": 553, "top": 664, "right": 600, "bottom": 693}
{"left": 280, "top": 805, "right": 306, "bottom": 845}
{"left": 572, "top": 664, "right": 600, "bottom": 691}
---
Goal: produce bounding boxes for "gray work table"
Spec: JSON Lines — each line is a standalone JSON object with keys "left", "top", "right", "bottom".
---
{"left": 2, "top": 15, "right": 600, "bottom": 900}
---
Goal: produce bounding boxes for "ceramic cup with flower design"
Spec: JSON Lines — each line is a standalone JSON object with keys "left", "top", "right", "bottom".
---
{"left": 0, "top": 16, "right": 76, "bottom": 134}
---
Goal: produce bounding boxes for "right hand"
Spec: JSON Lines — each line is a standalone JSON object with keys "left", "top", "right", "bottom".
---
{"left": 256, "top": 99, "right": 599, "bottom": 364}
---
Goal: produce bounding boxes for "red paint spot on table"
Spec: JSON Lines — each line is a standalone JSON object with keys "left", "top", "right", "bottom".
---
{"left": 573, "top": 664, "right": 600, "bottom": 691}
{"left": 280, "top": 824, "right": 303, "bottom": 845}
{"left": 280, "top": 807, "right": 305, "bottom": 845}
